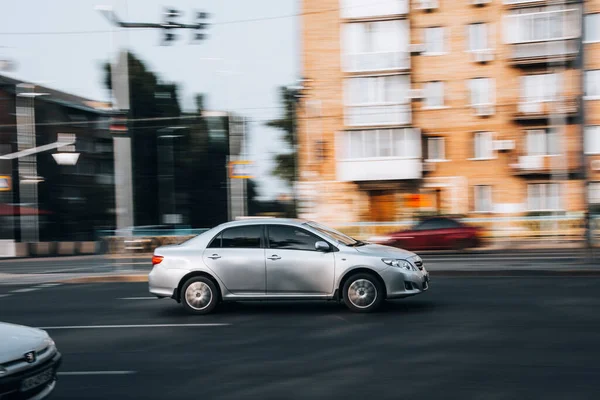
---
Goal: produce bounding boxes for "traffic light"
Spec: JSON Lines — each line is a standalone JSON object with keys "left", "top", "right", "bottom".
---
{"left": 193, "top": 11, "right": 209, "bottom": 42}
{"left": 162, "top": 8, "right": 181, "bottom": 45}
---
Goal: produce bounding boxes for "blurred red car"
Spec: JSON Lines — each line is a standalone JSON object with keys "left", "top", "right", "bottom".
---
{"left": 368, "top": 217, "right": 483, "bottom": 251}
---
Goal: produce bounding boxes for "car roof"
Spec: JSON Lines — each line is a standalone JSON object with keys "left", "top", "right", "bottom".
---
{"left": 216, "top": 218, "right": 309, "bottom": 229}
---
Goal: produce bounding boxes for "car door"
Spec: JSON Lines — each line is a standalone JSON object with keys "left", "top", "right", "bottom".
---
{"left": 202, "top": 225, "right": 266, "bottom": 295}
{"left": 406, "top": 219, "right": 445, "bottom": 250}
{"left": 265, "top": 224, "right": 335, "bottom": 295}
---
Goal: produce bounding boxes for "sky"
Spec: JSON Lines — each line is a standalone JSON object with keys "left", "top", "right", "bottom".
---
{"left": 0, "top": 0, "right": 298, "bottom": 200}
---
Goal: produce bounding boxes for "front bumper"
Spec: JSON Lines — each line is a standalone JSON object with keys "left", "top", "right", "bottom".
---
{"left": 0, "top": 352, "right": 62, "bottom": 400}
{"left": 381, "top": 265, "right": 429, "bottom": 299}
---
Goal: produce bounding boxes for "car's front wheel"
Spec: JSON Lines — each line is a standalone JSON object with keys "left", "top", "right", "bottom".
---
{"left": 342, "top": 273, "right": 384, "bottom": 313}
{"left": 181, "top": 277, "right": 219, "bottom": 315}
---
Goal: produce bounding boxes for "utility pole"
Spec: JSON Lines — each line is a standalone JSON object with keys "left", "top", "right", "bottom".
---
{"left": 96, "top": 5, "right": 209, "bottom": 231}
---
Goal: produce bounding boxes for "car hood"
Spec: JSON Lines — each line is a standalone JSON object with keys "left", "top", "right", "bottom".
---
{"left": 0, "top": 322, "right": 49, "bottom": 362}
{"left": 354, "top": 243, "right": 416, "bottom": 259}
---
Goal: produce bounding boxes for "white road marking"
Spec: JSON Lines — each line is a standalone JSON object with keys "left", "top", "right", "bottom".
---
{"left": 39, "top": 323, "right": 230, "bottom": 330}
{"left": 36, "top": 283, "right": 62, "bottom": 288}
{"left": 0, "top": 294, "right": 11, "bottom": 298}
{"left": 58, "top": 371, "right": 136, "bottom": 376}
{"left": 119, "top": 297, "right": 157, "bottom": 300}
{"left": 11, "top": 288, "right": 39, "bottom": 293}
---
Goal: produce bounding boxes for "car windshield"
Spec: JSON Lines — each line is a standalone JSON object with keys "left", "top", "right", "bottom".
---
{"left": 305, "top": 221, "right": 363, "bottom": 246}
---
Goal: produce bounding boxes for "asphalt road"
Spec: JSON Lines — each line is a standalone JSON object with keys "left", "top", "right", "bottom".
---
{"left": 0, "top": 248, "right": 598, "bottom": 277}
{"left": 1, "top": 278, "right": 599, "bottom": 400}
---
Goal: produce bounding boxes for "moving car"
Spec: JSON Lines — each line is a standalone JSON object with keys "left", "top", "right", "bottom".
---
{"left": 0, "top": 322, "right": 62, "bottom": 399}
{"left": 369, "top": 217, "right": 483, "bottom": 251}
{"left": 149, "top": 218, "right": 429, "bottom": 314}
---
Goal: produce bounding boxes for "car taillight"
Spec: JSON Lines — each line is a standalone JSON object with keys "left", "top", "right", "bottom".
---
{"left": 152, "top": 255, "right": 164, "bottom": 265}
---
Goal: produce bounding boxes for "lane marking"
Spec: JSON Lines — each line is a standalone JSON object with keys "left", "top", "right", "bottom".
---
{"left": 39, "top": 323, "right": 230, "bottom": 330}
{"left": 36, "top": 283, "right": 62, "bottom": 288}
{"left": 119, "top": 297, "right": 157, "bottom": 300}
{"left": 11, "top": 288, "right": 39, "bottom": 293}
{"left": 0, "top": 294, "right": 11, "bottom": 298}
{"left": 58, "top": 371, "right": 136, "bottom": 376}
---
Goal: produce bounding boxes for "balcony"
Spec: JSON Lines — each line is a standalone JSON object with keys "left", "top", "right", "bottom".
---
{"left": 510, "top": 153, "right": 579, "bottom": 175}
{"left": 345, "top": 103, "right": 411, "bottom": 127}
{"left": 343, "top": 51, "right": 410, "bottom": 73}
{"left": 341, "top": 0, "right": 409, "bottom": 20}
{"left": 509, "top": 39, "right": 579, "bottom": 65}
{"left": 504, "top": 0, "right": 579, "bottom": 8}
{"left": 338, "top": 157, "right": 422, "bottom": 181}
{"left": 512, "top": 98, "right": 578, "bottom": 121}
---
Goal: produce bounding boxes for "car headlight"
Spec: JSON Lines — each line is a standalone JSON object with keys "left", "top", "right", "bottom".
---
{"left": 382, "top": 258, "right": 417, "bottom": 271}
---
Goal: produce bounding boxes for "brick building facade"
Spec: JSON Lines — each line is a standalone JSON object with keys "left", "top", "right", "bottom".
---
{"left": 298, "top": 0, "right": 600, "bottom": 230}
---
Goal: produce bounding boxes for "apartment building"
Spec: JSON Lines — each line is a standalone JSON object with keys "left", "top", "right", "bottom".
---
{"left": 298, "top": 0, "right": 600, "bottom": 226}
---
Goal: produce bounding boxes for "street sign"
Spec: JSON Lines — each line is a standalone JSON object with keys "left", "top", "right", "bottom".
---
{"left": 0, "top": 176, "right": 11, "bottom": 192}
{"left": 229, "top": 161, "right": 254, "bottom": 179}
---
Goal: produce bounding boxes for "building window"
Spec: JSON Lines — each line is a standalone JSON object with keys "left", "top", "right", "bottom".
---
{"left": 474, "top": 131, "right": 493, "bottom": 159}
{"left": 504, "top": 8, "right": 579, "bottom": 44}
{"left": 424, "top": 27, "right": 445, "bottom": 55}
{"left": 344, "top": 128, "right": 420, "bottom": 159}
{"left": 585, "top": 126, "right": 600, "bottom": 155}
{"left": 526, "top": 129, "right": 559, "bottom": 156}
{"left": 427, "top": 137, "right": 445, "bottom": 161}
{"left": 344, "top": 75, "right": 410, "bottom": 126}
{"left": 474, "top": 185, "right": 492, "bottom": 213}
{"left": 585, "top": 14, "right": 600, "bottom": 43}
{"left": 424, "top": 81, "right": 444, "bottom": 108}
{"left": 342, "top": 20, "right": 409, "bottom": 72}
{"left": 467, "top": 23, "right": 488, "bottom": 51}
{"left": 521, "top": 73, "right": 560, "bottom": 103}
{"left": 527, "top": 183, "right": 561, "bottom": 211}
{"left": 469, "top": 78, "right": 494, "bottom": 105}
{"left": 341, "top": 0, "right": 409, "bottom": 19}
{"left": 585, "top": 70, "right": 600, "bottom": 99}
{"left": 589, "top": 183, "right": 600, "bottom": 204}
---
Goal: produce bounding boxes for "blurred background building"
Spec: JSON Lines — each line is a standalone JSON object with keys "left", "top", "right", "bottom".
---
{"left": 297, "top": 0, "right": 600, "bottom": 240}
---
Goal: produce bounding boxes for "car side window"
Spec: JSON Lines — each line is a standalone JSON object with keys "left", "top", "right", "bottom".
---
{"left": 439, "top": 219, "right": 461, "bottom": 229}
{"left": 267, "top": 225, "right": 322, "bottom": 251}
{"left": 221, "top": 225, "right": 262, "bottom": 249}
{"left": 415, "top": 219, "right": 444, "bottom": 230}
{"left": 207, "top": 233, "right": 222, "bottom": 248}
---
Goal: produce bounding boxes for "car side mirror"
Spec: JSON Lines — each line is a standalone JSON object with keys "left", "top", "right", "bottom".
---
{"left": 315, "top": 241, "right": 330, "bottom": 252}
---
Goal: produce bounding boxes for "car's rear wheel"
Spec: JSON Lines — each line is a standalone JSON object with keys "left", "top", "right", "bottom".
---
{"left": 342, "top": 273, "right": 384, "bottom": 313}
{"left": 181, "top": 277, "right": 218, "bottom": 315}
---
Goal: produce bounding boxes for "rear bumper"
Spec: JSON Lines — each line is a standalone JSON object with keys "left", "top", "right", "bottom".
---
{"left": 148, "top": 264, "right": 187, "bottom": 300}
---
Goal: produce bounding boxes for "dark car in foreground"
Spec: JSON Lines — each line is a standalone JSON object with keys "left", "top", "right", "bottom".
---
{"left": 0, "top": 322, "right": 62, "bottom": 400}
{"left": 368, "top": 217, "right": 483, "bottom": 251}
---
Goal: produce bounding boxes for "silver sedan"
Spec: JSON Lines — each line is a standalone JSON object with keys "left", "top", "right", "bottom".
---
{"left": 149, "top": 219, "right": 429, "bottom": 314}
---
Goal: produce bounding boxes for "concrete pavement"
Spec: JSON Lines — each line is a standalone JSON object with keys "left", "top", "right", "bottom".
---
{"left": 1, "top": 279, "right": 599, "bottom": 399}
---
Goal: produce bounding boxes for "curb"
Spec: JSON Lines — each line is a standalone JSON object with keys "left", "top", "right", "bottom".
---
{"left": 59, "top": 274, "right": 149, "bottom": 284}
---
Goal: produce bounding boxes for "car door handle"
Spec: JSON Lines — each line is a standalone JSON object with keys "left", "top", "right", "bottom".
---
{"left": 208, "top": 254, "right": 221, "bottom": 260}
{"left": 267, "top": 255, "right": 281, "bottom": 260}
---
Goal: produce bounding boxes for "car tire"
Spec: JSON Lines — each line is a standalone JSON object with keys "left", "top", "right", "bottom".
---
{"left": 181, "top": 276, "right": 219, "bottom": 315}
{"left": 342, "top": 273, "right": 384, "bottom": 313}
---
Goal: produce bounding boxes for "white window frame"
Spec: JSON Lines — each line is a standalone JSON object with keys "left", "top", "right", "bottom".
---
{"left": 468, "top": 78, "right": 495, "bottom": 106}
{"left": 585, "top": 70, "right": 600, "bottom": 100}
{"left": 526, "top": 129, "right": 560, "bottom": 156}
{"left": 504, "top": 8, "right": 580, "bottom": 44}
{"left": 426, "top": 137, "right": 446, "bottom": 162}
{"left": 343, "top": 128, "right": 421, "bottom": 160}
{"left": 527, "top": 183, "right": 562, "bottom": 211}
{"left": 520, "top": 73, "right": 560, "bottom": 103}
{"left": 424, "top": 27, "right": 446, "bottom": 56}
{"left": 589, "top": 182, "right": 600, "bottom": 205}
{"left": 423, "top": 81, "right": 445, "bottom": 109}
{"left": 585, "top": 126, "right": 600, "bottom": 155}
{"left": 584, "top": 13, "right": 600, "bottom": 44}
{"left": 472, "top": 131, "right": 495, "bottom": 160}
{"left": 473, "top": 185, "right": 493, "bottom": 213}
{"left": 467, "top": 23, "right": 489, "bottom": 52}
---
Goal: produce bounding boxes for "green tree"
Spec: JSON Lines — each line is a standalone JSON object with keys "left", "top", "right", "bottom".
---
{"left": 266, "top": 86, "right": 300, "bottom": 186}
